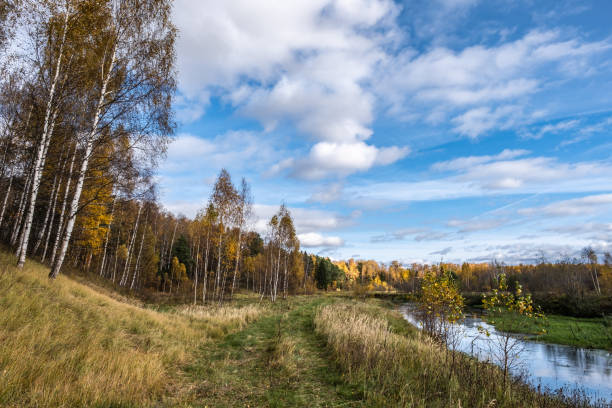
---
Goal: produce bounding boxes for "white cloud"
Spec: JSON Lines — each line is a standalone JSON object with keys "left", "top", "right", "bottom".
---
{"left": 458, "top": 158, "right": 612, "bottom": 190}
{"left": 291, "top": 141, "right": 409, "bottom": 179}
{"left": 378, "top": 30, "right": 610, "bottom": 137}
{"left": 447, "top": 218, "right": 508, "bottom": 232}
{"left": 519, "top": 194, "right": 612, "bottom": 217}
{"left": 252, "top": 204, "right": 356, "bottom": 235}
{"left": 350, "top": 155, "right": 612, "bottom": 202}
{"left": 371, "top": 228, "right": 451, "bottom": 243}
{"left": 173, "top": 0, "right": 405, "bottom": 178}
{"left": 430, "top": 246, "right": 452, "bottom": 256}
{"left": 308, "top": 182, "right": 344, "bottom": 203}
{"left": 452, "top": 105, "right": 525, "bottom": 138}
{"left": 433, "top": 149, "right": 530, "bottom": 171}
{"left": 162, "top": 131, "right": 279, "bottom": 175}
{"left": 522, "top": 119, "right": 580, "bottom": 140}
{"left": 298, "top": 232, "right": 345, "bottom": 248}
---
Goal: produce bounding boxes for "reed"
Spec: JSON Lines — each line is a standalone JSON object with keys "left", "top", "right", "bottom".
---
{"left": 314, "top": 302, "right": 598, "bottom": 408}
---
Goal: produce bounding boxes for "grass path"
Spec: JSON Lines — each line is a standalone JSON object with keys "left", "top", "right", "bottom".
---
{"left": 179, "top": 296, "right": 365, "bottom": 407}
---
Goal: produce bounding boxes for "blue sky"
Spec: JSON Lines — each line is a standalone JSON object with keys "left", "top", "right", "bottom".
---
{"left": 161, "top": 0, "right": 612, "bottom": 264}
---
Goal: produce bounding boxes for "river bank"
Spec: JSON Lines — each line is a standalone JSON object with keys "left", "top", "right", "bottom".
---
{"left": 400, "top": 303, "right": 612, "bottom": 404}
{"left": 485, "top": 312, "right": 612, "bottom": 351}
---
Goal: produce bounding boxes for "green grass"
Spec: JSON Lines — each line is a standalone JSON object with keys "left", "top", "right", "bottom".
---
{"left": 177, "top": 295, "right": 367, "bottom": 407}
{"left": 487, "top": 313, "right": 612, "bottom": 350}
{"left": 0, "top": 252, "right": 603, "bottom": 407}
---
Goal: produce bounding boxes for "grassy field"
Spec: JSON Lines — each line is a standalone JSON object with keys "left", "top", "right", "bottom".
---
{"left": 486, "top": 312, "right": 612, "bottom": 351}
{"left": 0, "top": 252, "right": 262, "bottom": 407}
{"left": 0, "top": 252, "right": 601, "bottom": 407}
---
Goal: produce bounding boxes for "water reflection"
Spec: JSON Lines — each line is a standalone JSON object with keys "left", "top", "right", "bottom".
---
{"left": 400, "top": 304, "right": 612, "bottom": 403}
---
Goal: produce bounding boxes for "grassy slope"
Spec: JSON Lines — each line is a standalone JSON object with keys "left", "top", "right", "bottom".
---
{"left": 488, "top": 313, "right": 612, "bottom": 351}
{"left": 0, "top": 252, "right": 261, "bottom": 407}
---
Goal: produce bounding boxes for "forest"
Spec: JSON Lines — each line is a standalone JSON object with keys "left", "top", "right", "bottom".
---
{"left": 2, "top": 0, "right": 611, "bottom": 307}
{"left": 1, "top": 1, "right": 611, "bottom": 407}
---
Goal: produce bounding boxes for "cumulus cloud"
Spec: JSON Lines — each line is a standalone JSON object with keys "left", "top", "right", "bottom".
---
{"left": 298, "top": 232, "right": 345, "bottom": 248}
{"left": 162, "top": 131, "right": 280, "bottom": 175}
{"left": 251, "top": 204, "right": 358, "bottom": 235}
{"left": 291, "top": 142, "right": 409, "bottom": 180}
{"left": 173, "top": 0, "right": 407, "bottom": 178}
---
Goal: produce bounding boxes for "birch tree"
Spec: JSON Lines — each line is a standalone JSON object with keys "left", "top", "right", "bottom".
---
{"left": 16, "top": 0, "right": 73, "bottom": 267}
{"left": 230, "top": 178, "right": 252, "bottom": 299}
{"left": 50, "top": 0, "right": 175, "bottom": 278}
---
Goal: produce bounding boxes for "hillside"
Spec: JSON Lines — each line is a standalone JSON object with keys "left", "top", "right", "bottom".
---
{"left": 0, "top": 252, "right": 260, "bottom": 407}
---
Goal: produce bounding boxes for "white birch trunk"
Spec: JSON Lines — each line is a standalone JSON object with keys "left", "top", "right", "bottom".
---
{"left": 50, "top": 144, "right": 76, "bottom": 265}
{"left": 120, "top": 202, "right": 141, "bottom": 286}
{"left": 41, "top": 175, "right": 60, "bottom": 262}
{"left": 202, "top": 225, "right": 210, "bottom": 303}
{"left": 230, "top": 228, "right": 242, "bottom": 299}
{"left": 33, "top": 169, "right": 59, "bottom": 254}
{"left": 130, "top": 211, "right": 147, "bottom": 290}
{"left": 215, "top": 224, "right": 223, "bottom": 301}
{"left": 0, "top": 171, "right": 13, "bottom": 230}
{"left": 99, "top": 196, "right": 116, "bottom": 276}
{"left": 16, "top": 7, "right": 70, "bottom": 267}
{"left": 111, "top": 233, "right": 120, "bottom": 282}
{"left": 283, "top": 253, "right": 288, "bottom": 299}
{"left": 49, "top": 45, "right": 117, "bottom": 279}
{"left": 10, "top": 167, "right": 31, "bottom": 245}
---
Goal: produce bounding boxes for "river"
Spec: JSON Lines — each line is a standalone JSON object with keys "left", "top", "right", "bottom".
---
{"left": 399, "top": 304, "right": 612, "bottom": 404}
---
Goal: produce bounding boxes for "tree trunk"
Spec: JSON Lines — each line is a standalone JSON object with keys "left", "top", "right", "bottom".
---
{"left": 120, "top": 203, "right": 142, "bottom": 286}
{"left": 283, "top": 253, "right": 288, "bottom": 299}
{"left": 16, "top": 8, "right": 70, "bottom": 268}
{"left": 193, "top": 233, "right": 200, "bottom": 304}
{"left": 99, "top": 196, "right": 116, "bottom": 276}
{"left": 10, "top": 166, "right": 32, "bottom": 246}
{"left": 214, "top": 224, "right": 224, "bottom": 301}
{"left": 40, "top": 168, "right": 61, "bottom": 262}
{"left": 50, "top": 144, "right": 76, "bottom": 265}
{"left": 0, "top": 171, "right": 13, "bottom": 230}
{"left": 230, "top": 228, "right": 242, "bottom": 300}
{"left": 111, "top": 233, "right": 120, "bottom": 282}
{"left": 167, "top": 219, "right": 178, "bottom": 270}
{"left": 130, "top": 211, "right": 148, "bottom": 290}
{"left": 273, "top": 242, "right": 282, "bottom": 302}
{"left": 49, "top": 45, "right": 117, "bottom": 279}
{"left": 33, "top": 169, "right": 60, "bottom": 255}
{"left": 202, "top": 225, "right": 210, "bottom": 303}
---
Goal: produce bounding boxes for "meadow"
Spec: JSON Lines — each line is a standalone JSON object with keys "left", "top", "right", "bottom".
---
{"left": 0, "top": 252, "right": 602, "bottom": 407}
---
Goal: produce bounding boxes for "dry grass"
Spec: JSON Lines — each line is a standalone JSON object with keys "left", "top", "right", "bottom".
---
{"left": 174, "top": 303, "right": 263, "bottom": 339}
{"left": 315, "top": 302, "right": 597, "bottom": 408}
{"left": 0, "top": 252, "right": 262, "bottom": 407}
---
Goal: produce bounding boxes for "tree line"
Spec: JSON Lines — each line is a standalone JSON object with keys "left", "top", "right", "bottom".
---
{"left": 0, "top": 0, "right": 349, "bottom": 303}
{"left": 334, "top": 252, "right": 612, "bottom": 298}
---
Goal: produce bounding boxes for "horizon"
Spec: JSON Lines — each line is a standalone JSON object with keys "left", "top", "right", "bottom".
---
{"left": 159, "top": 0, "right": 612, "bottom": 265}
